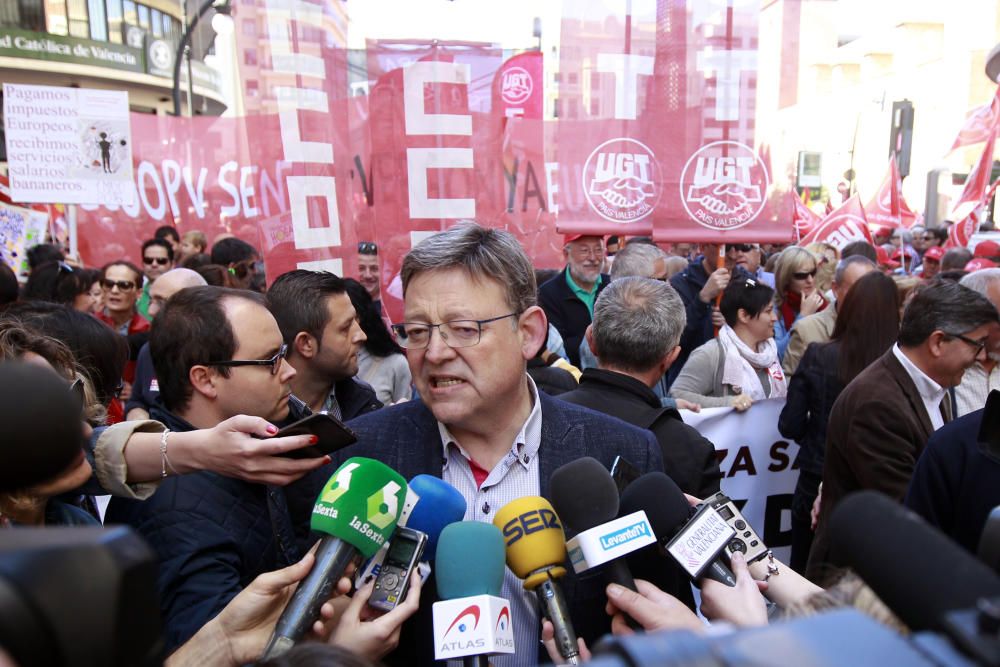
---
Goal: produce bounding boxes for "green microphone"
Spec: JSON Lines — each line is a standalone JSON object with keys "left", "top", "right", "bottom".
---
{"left": 264, "top": 457, "right": 407, "bottom": 658}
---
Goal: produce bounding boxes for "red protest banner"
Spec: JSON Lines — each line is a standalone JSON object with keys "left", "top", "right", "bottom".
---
{"left": 864, "top": 156, "right": 902, "bottom": 229}
{"left": 790, "top": 190, "right": 822, "bottom": 241}
{"left": 950, "top": 85, "right": 1000, "bottom": 153}
{"left": 799, "top": 194, "right": 873, "bottom": 251}
{"left": 952, "top": 130, "right": 998, "bottom": 222}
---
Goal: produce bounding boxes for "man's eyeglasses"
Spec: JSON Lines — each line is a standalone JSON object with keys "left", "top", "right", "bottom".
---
{"left": 792, "top": 269, "right": 817, "bottom": 281}
{"left": 143, "top": 256, "right": 171, "bottom": 266}
{"left": 728, "top": 244, "right": 755, "bottom": 253}
{"left": 944, "top": 332, "right": 989, "bottom": 357}
{"left": 391, "top": 314, "right": 518, "bottom": 349}
{"left": 359, "top": 242, "right": 378, "bottom": 254}
{"left": 102, "top": 279, "right": 136, "bottom": 291}
{"left": 208, "top": 343, "right": 289, "bottom": 375}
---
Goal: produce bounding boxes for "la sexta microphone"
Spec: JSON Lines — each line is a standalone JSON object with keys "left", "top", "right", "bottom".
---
{"left": 494, "top": 496, "right": 581, "bottom": 664}
{"left": 404, "top": 474, "right": 468, "bottom": 562}
{"left": 619, "top": 472, "right": 737, "bottom": 587}
{"left": 263, "top": 457, "right": 407, "bottom": 659}
{"left": 433, "top": 521, "right": 514, "bottom": 665}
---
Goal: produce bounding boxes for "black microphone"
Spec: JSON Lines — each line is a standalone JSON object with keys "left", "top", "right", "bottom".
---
{"left": 619, "top": 472, "right": 736, "bottom": 587}
{"left": 829, "top": 491, "right": 1000, "bottom": 636}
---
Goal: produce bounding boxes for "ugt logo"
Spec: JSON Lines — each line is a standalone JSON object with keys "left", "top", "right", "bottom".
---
{"left": 680, "top": 141, "right": 769, "bottom": 230}
{"left": 583, "top": 137, "right": 662, "bottom": 224}
{"left": 501, "top": 66, "right": 533, "bottom": 105}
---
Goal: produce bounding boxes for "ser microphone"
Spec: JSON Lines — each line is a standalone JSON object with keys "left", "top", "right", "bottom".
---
{"left": 434, "top": 522, "right": 513, "bottom": 666}
{"left": 619, "top": 472, "right": 736, "bottom": 587}
{"left": 263, "top": 457, "right": 407, "bottom": 659}
{"left": 495, "top": 496, "right": 581, "bottom": 664}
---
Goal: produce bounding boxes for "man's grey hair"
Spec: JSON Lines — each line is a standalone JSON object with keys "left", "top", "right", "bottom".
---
{"left": 941, "top": 247, "right": 973, "bottom": 272}
{"left": 592, "top": 277, "right": 686, "bottom": 373}
{"left": 610, "top": 242, "right": 665, "bottom": 279}
{"left": 401, "top": 222, "right": 536, "bottom": 313}
{"left": 834, "top": 255, "right": 877, "bottom": 285}
{"left": 892, "top": 228, "right": 913, "bottom": 244}
{"left": 960, "top": 268, "right": 1000, "bottom": 298}
{"left": 898, "top": 282, "right": 999, "bottom": 347}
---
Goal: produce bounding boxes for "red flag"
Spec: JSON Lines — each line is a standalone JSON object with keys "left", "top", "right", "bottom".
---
{"left": 950, "top": 85, "right": 1000, "bottom": 153}
{"left": 864, "top": 156, "right": 902, "bottom": 228}
{"left": 790, "top": 190, "right": 821, "bottom": 240}
{"left": 951, "top": 130, "right": 997, "bottom": 221}
{"left": 825, "top": 199, "right": 834, "bottom": 215}
{"left": 945, "top": 211, "right": 979, "bottom": 249}
{"left": 800, "top": 194, "right": 873, "bottom": 250}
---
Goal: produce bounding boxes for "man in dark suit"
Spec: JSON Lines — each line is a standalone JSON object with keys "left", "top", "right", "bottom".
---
{"left": 807, "top": 282, "right": 999, "bottom": 582}
{"left": 314, "top": 223, "right": 675, "bottom": 666}
{"left": 558, "top": 276, "right": 722, "bottom": 498}
{"left": 538, "top": 233, "right": 610, "bottom": 367}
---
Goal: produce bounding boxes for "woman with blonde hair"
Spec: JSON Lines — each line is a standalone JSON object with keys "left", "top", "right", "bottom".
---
{"left": 804, "top": 242, "right": 839, "bottom": 295}
{"left": 773, "top": 246, "right": 829, "bottom": 360}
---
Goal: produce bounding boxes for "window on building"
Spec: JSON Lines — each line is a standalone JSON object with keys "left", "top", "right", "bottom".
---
{"left": 244, "top": 48, "right": 257, "bottom": 66}
{"left": 87, "top": 0, "right": 106, "bottom": 40}
{"left": 122, "top": 0, "right": 137, "bottom": 28}
{"left": 245, "top": 79, "right": 259, "bottom": 97}
{"left": 590, "top": 98, "right": 599, "bottom": 116}
{"left": 106, "top": 0, "right": 123, "bottom": 42}
{"left": 44, "top": 0, "right": 68, "bottom": 35}
{"left": 0, "top": 0, "right": 46, "bottom": 32}
{"left": 136, "top": 3, "right": 149, "bottom": 29}
{"left": 66, "top": 0, "right": 88, "bottom": 38}
{"left": 590, "top": 70, "right": 600, "bottom": 89}
{"left": 552, "top": 98, "right": 560, "bottom": 118}
{"left": 567, "top": 72, "right": 578, "bottom": 85}
{"left": 151, "top": 8, "right": 162, "bottom": 37}
{"left": 242, "top": 18, "right": 255, "bottom": 36}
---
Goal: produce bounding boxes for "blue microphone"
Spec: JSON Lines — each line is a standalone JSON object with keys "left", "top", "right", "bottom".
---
{"left": 405, "top": 474, "right": 468, "bottom": 561}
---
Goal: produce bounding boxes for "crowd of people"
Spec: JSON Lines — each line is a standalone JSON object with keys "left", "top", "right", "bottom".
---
{"left": 2, "top": 219, "right": 999, "bottom": 666}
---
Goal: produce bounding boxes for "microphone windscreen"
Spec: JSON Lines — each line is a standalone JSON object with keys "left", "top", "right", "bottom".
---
{"left": 405, "top": 475, "right": 467, "bottom": 561}
{"left": 310, "top": 457, "right": 408, "bottom": 558}
{"left": 494, "top": 496, "right": 567, "bottom": 586}
{"left": 550, "top": 457, "right": 619, "bottom": 531}
{"left": 436, "top": 521, "right": 506, "bottom": 600}
{"left": 619, "top": 472, "right": 691, "bottom": 540}
{"left": 829, "top": 490, "right": 1000, "bottom": 633}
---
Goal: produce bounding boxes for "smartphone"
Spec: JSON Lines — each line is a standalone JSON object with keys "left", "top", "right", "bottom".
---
{"left": 273, "top": 413, "right": 358, "bottom": 459}
{"left": 369, "top": 526, "right": 427, "bottom": 612}
{"left": 611, "top": 455, "right": 641, "bottom": 495}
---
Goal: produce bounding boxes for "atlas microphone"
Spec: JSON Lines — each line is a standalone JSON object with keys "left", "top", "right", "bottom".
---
{"left": 495, "top": 496, "right": 581, "bottom": 664}
{"left": 433, "top": 521, "right": 514, "bottom": 666}
{"left": 263, "top": 457, "right": 407, "bottom": 659}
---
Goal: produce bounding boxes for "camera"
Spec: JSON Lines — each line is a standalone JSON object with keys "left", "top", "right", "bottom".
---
{"left": 698, "top": 492, "right": 768, "bottom": 564}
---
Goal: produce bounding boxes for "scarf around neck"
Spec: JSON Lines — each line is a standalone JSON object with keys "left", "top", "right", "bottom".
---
{"left": 718, "top": 324, "right": 787, "bottom": 401}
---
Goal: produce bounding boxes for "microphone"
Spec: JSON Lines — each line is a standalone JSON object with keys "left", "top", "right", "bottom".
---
{"left": 433, "top": 522, "right": 514, "bottom": 665}
{"left": 263, "top": 457, "right": 408, "bottom": 658}
{"left": 619, "top": 472, "right": 737, "bottom": 587}
{"left": 404, "top": 474, "right": 468, "bottom": 562}
{"left": 829, "top": 491, "right": 1000, "bottom": 635}
{"left": 549, "top": 457, "right": 653, "bottom": 590}
{"left": 494, "top": 496, "right": 581, "bottom": 664}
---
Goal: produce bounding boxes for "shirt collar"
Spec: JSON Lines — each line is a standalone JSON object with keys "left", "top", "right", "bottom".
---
{"left": 438, "top": 374, "right": 542, "bottom": 472}
{"left": 893, "top": 343, "right": 945, "bottom": 404}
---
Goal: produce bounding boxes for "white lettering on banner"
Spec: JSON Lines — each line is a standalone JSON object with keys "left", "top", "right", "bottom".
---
{"left": 162, "top": 159, "right": 183, "bottom": 216}
{"left": 263, "top": 0, "right": 341, "bottom": 255}
{"left": 402, "top": 61, "right": 473, "bottom": 136}
{"left": 136, "top": 161, "right": 166, "bottom": 220}
{"left": 406, "top": 147, "right": 475, "bottom": 219}
{"left": 183, "top": 166, "right": 208, "bottom": 217}
{"left": 240, "top": 166, "right": 260, "bottom": 217}
{"left": 681, "top": 398, "right": 798, "bottom": 563}
{"left": 218, "top": 161, "right": 241, "bottom": 218}
{"left": 297, "top": 258, "right": 343, "bottom": 274}
{"left": 288, "top": 176, "right": 340, "bottom": 249}
{"left": 695, "top": 50, "right": 757, "bottom": 121}
{"left": 544, "top": 162, "right": 559, "bottom": 214}
{"left": 596, "top": 53, "right": 654, "bottom": 120}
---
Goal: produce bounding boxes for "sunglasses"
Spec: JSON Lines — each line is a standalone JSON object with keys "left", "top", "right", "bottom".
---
{"left": 102, "top": 279, "right": 136, "bottom": 291}
{"left": 359, "top": 242, "right": 378, "bottom": 254}
{"left": 143, "top": 256, "right": 171, "bottom": 266}
{"left": 792, "top": 269, "right": 817, "bottom": 281}
{"left": 728, "top": 244, "right": 755, "bottom": 253}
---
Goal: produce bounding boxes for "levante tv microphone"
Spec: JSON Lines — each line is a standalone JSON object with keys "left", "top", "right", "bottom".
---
{"left": 263, "top": 457, "right": 407, "bottom": 658}
{"left": 495, "top": 496, "right": 581, "bottom": 664}
{"left": 433, "top": 521, "right": 513, "bottom": 666}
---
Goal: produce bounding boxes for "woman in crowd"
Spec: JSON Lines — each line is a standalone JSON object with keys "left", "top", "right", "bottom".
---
{"left": 803, "top": 242, "right": 839, "bottom": 296}
{"left": 670, "top": 277, "right": 787, "bottom": 411}
{"left": 773, "top": 246, "right": 828, "bottom": 360}
{"left": 23, "top": 261, "right": 104, "bottom": 314}
{"left": 344, "top": 279, "right": 412, "bottom": 405}
{"left": 778, "top": 271, "right": 900, "bottom": 572}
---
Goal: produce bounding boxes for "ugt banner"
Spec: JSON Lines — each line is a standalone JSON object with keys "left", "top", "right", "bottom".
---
{"left": 682, "top": 398, "right": 798, "bottom": 563}
{"left": 557, "top": 0, "right": 790, "bottom": 244}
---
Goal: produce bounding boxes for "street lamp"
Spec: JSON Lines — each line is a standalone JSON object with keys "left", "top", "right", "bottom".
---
{"left": 171, "top": 0, "right": 231, "bottom": 116}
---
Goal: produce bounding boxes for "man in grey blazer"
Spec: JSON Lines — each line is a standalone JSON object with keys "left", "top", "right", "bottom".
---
{"left": 302, "top": 223, "right": 676, "bottom": 666}
{"left": 807, "top": 282, "right": 998, "bottom": 583}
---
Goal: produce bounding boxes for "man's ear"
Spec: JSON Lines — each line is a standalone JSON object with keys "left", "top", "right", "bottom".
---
{"left": 519, "top": 306, "right": 549, "bottom": 360}
{"left": 188, "top": 365, "right": 218, "bottom": 400}
{"left": 927, "top": 330, "right": 947, "bottom": 359}
{"left": 293, "top": 331, "right": 318, "bottom": 360}
{"left": 585, "top": 324, "right": 597, "bottom": 358}
{"left": 665, "top": 344, "right": 681, "bottom": 369}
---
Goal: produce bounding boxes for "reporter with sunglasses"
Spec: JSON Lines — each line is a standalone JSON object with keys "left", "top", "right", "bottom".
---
{"left": 773, "top": 246, "right": 828, "bottom": 361}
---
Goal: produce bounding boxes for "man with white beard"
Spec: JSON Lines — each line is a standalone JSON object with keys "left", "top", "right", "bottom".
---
{"left": 538, "top": 234, "right": 610, "bottom": 367}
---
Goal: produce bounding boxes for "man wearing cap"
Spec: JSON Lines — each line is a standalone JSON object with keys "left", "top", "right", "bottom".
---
{"left": 875, "top": 245, "right": 900, "bottom": 273}
{"left": 782, "top": 256, "right": 877, "bottom": 377}
{"left": 975, "top": 240, "right": 1000, "bottom": 264}
{"left": 538, "top": 234, "right": 610, "bottom": 367}
{"left": 918, "top": 246, "right": 945, "bottom": 280}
